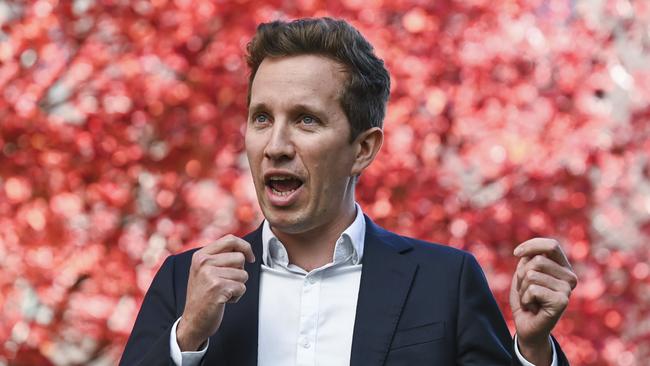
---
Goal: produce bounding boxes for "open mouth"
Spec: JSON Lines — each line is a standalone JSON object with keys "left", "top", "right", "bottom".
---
{"left": 265, "top": 175, "right": 304, "bottom": 196}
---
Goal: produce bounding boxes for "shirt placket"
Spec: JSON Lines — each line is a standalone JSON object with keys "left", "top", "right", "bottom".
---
{"left": 295, "top": 271, "right": 321, "bottom": 366}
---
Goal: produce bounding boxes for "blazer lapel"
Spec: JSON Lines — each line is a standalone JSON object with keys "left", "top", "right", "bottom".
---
{"left": 212, "top": 225, "right": 263, "bottom": 366}
{"left": 350, "top": 216, "right": 418, "bottom": 366}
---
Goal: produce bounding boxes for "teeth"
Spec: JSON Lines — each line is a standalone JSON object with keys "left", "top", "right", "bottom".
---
{"left": 269, "top": 176, "right": 295, "bottom": 181}
{"left": 271, "top": 187, "right": 296, "bottom": 196}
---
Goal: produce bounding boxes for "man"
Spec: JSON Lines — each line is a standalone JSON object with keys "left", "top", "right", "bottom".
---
{"left": 121, "top": 18, "right": 577, "bottom": 366}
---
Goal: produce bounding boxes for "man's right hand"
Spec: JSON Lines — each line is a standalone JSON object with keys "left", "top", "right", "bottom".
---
{"left": 176, "top": 235, "right": 256, "bottom": 351}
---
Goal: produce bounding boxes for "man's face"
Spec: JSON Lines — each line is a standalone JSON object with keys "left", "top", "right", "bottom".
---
{"left": 245, "top": 54, "right": 359, "bottom": 234}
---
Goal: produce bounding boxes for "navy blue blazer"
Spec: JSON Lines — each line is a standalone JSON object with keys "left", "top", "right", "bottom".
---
{"left": 121, "top": 216, "right": 569, "bottom": 365}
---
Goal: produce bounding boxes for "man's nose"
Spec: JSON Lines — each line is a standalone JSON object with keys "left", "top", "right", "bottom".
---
{"left": 264, "top": 121, "right": 295, "bottom": 161}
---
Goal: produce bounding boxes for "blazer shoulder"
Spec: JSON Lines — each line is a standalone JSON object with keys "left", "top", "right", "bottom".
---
{"left": 368, "top": 219, "right": 468, "bottom": 259}
{"left": 397, "top": 232, "right": 470, "bottom": 258}
{"left": 390, "top": 231, "right": 475, "bottom": 271}
{"left": 409, "top": 236, "right": 469, "bottom": 257}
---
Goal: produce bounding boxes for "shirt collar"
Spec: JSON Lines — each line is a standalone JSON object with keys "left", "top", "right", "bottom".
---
{"left": 261, "top": 203, "right": 366, "bottom": 268}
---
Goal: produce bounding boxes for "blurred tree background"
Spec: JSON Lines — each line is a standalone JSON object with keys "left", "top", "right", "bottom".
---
{"left": 0, "top": 0, "right": 649, "bottom": 365}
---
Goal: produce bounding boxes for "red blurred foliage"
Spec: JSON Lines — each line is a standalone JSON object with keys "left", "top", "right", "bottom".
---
{"left": 1, "top": 0, "right": 649, "bottom": 365}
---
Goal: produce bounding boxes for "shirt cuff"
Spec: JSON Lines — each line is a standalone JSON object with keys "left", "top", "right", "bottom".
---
{"left": 169, "top": 317, "right": 209, "bottom": 366}
{"left": 514, "top": 334, "right": 558, "bottom": 366}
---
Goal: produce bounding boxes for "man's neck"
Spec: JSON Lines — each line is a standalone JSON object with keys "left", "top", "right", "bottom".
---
{"left": 271, "top": 202, "right": 357, "bottom": 272}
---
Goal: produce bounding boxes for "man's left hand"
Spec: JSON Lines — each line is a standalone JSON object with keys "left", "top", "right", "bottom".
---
{"left": 510, "top": 238, "right": 578, "bottom": 365}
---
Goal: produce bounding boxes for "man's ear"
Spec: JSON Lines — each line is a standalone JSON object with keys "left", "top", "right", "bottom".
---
{"left": 351, "top": 127, "right": 383, "bottom": 176}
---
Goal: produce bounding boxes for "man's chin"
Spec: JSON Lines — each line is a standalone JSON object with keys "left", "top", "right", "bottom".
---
{"left": 262, "top": 210, "right": 309, "bottom": 235}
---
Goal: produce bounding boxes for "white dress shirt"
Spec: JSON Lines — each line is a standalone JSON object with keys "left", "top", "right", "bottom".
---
{"left": 169, "top": 203, "right": 556, "bottom": 366}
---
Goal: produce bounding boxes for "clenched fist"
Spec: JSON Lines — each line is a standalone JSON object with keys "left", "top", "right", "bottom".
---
{"left": 176, "top": 235, "right": 256, "bottom": 351}
{"left": 511, "top": 238, "right": 578, "bottom": 365}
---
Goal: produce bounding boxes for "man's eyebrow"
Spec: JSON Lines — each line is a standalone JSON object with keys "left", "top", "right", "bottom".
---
{"left": 289, "top": 103, "right": 327, "bottom": 117}
{"left": 248, "top": 102, "right": 269, "bottom": 114}
{"left": 248, "top": 102, "right": 328, "bottom": 118}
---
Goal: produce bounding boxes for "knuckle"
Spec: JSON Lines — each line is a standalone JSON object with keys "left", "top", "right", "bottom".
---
{"left": 234, "top": 251, "right": 245, "bottom": 262}
{"left": 516, "top": 267, "right": 524, "bottom": 278}
{"left": 211, "top": 278, "right": 224, "bottom": 290}
{"left": 229, "top": 285, "right": 246, "bottom": 303}
{"left": 516, "top": 273, "right": 524, "bottom": 285}
{"left": 191, "top": 251, "right": 201, "bottom": 262}
{"left": 528, "top": 284, "right": 540, "bottom": 295}
{"left": 526, "top": 271, "right": 537, "bottom": 282}
{"left": 519, "top": 278, "right": 528, "bottom": 290}
{"left": 217, "top": 235, "right": 231, "bottom": 246}
{"left": 192, "top": 252, "right": 206, "bottom": 267}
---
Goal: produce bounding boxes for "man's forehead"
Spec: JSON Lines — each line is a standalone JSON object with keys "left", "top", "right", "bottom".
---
{"left": 254, "top": 55, "right": 345, "bottom": 82}
{"left": 249, "top": 55, "right": 347, "bottom": 107}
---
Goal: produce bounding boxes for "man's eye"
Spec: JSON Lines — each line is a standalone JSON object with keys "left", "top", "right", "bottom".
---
{"left": 254, "top": 114, "right": 269, "bottom": 123}
{"left": 301, "top": 116, "right": 316, "bottom": 125}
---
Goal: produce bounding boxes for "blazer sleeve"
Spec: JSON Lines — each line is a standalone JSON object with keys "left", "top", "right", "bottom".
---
{"left": 120, "top": 255, "right": 179, "bottom": 366}
{"left": 456, "top": 253, "right": 570, "bottom": 366}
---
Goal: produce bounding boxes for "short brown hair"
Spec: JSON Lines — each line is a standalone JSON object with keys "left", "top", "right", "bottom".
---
{"left": 245, "top": 17, "right": 391, "bottom": 141}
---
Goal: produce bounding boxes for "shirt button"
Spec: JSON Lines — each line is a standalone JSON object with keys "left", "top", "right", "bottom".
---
{"left": 308, "top": 276, "right": 317, "bottom": 284}
{"left": 302, "top": 339, "right": 311, "bottom": 348}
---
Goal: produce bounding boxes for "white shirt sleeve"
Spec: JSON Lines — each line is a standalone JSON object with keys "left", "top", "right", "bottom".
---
{"left": 514, "top": 334, "right": 558, "bottom": 366}
{"left": 169, "top": 317, "right": 209, "bottom": 366}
